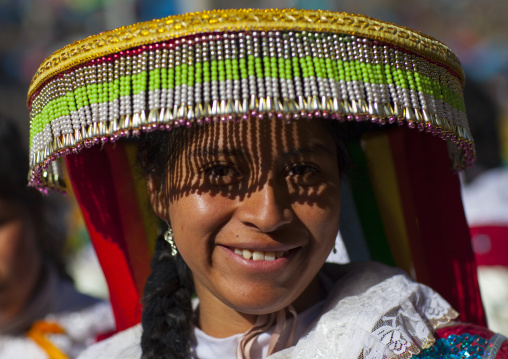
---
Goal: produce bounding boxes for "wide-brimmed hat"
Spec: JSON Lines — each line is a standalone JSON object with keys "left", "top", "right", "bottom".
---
{"left": 26, "top": 9, "right": 484, "bottom": 331}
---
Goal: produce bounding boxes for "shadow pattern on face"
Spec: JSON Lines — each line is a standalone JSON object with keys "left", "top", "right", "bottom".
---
{"left": 140, "top": 117, "right": 349, "bottom": 214}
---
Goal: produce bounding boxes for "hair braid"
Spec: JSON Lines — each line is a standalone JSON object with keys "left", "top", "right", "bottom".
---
{"left": 141, "top": 235, "right": 194, "bottom": 359}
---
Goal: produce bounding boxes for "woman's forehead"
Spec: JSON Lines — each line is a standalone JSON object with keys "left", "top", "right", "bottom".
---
{"left": 183, "top": 118, "right": 335, "bottom": 155}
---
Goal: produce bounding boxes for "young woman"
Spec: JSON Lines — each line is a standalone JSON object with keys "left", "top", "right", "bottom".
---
{"left": 24, "top": 9, "right": 507, "bottom": 358}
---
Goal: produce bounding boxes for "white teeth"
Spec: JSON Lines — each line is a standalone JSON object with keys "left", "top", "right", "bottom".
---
{"left": 242, "top": 249, "right": 252, "bottom": 260}
{"left": 234, "top": 248, "right": 287, "bottom": 261}
{"left": 253, "top": 251, "right": 264, "bottom": 261}
{"left": 264, "top": 251, "right": 276, "bottom": 261}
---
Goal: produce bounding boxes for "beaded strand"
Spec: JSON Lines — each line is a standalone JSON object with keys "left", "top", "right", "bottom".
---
{"left": 27, "top": 30, "right": 473, "bottom": 189}
{"left": 414, "top": 333, "right": 493, "bottom": 359}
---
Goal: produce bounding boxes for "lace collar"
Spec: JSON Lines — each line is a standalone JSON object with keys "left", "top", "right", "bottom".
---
{"left": 269, "top": 262, "right": 458, "bottom": 358}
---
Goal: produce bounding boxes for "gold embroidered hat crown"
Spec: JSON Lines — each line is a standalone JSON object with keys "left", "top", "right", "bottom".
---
{"left": 27, "top": 8, "right": 474, "bottom": 191}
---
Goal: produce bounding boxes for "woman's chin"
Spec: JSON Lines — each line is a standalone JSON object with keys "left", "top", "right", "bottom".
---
{"left": 217, "top": 286, "right": 301, "bottom": 316}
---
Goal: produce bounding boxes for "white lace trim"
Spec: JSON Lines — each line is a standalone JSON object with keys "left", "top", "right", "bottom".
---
{"left": 76, "top": 265, "right": 458, "bottom": 359}
{"left": 269, "top": 274, "right": 458, "bottom": 359}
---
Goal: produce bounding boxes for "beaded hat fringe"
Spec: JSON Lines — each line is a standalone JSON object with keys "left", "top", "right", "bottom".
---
{"left": 26, "top": 9, "right": 474, "bottom": 191}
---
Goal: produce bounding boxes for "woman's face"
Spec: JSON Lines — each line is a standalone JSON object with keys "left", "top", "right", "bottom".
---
{"left": 0, "top": 199, "right": 42, "bottom": 320}
{"left": 150, "top": 118, "right": 341, "bottom": 331}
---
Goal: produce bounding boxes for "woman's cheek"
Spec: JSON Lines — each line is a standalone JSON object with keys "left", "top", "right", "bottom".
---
{"left": 169, "top": 194, "right": 233, "bottom": 238}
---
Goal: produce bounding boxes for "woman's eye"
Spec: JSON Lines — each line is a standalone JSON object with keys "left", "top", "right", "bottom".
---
{"left": 288, "top": 165, "right": 318, "bottom": 176}
{"left": 203, "top": 164, "right": 240, "bottom": 185}
{"left": 285, "top": 164, "right": 321, "bottom": 185}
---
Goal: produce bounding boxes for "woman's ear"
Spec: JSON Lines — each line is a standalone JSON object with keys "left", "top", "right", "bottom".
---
{"left": 146, "top": 174, "right": 170, "bottom": 221}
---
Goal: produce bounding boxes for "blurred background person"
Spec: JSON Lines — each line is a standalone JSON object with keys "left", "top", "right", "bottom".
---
{"left": 0, "top": 117, "right": 115, "bottom": 358}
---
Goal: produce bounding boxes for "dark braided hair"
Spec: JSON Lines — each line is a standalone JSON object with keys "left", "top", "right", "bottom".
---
{"left": 139, "top": 127, "right": 196, "bottom": 359}
{"left": 141, "top": 236, "right": 194, "bottom": 358}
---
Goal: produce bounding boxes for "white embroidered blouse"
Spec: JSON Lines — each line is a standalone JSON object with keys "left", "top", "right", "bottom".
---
{"left": 77, "top": 262, "right": 457, "bottom": 359}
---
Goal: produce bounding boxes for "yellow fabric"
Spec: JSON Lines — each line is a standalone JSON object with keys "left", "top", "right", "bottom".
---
{"left": 26, "top": 321, "right": 69, "bottom": 359}
{"left": 28, "top": 8, "right": 463, "bottom": 99}
{"left": 362, "top": 132, "right": 413, "bottom": 274}
{"left": 123, "top": 143, "right": 160, "bottom": 255}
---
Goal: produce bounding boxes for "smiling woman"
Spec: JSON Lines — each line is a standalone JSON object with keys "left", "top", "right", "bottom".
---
{"left": 24, "top": 8, "right": 508, "bottom": 359}
{"left": 141, "top": 118, "right": 342, "bottom": 343}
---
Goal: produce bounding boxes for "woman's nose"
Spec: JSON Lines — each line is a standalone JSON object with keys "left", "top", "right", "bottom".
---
{"left": 236, "top": 180, "right": 293, "bottom": 233}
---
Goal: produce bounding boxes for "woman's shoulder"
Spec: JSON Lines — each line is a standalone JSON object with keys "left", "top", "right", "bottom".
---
{"left": 283, "top": 262, "right": 508, "bottom": 359}
{"left": 77, "top": 323, "right": 142, "bottom": 359}
{"left": 270, "top": 262, "right": 454, "bottom": 358}
{"left": 321, "top": 261, "right": 407, "bottom": 292}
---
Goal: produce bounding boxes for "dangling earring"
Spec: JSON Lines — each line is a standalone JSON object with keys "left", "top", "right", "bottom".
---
{"left": 333, "top": 246, "right": 337, "bottom": 254}
{"left": 164, "top": 224, "right": 178, "bottom": 256}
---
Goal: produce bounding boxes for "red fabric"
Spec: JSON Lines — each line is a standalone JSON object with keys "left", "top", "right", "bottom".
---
{"left": 470, "top": 226, "right": 508, "bottom": 266}
{"left": 66, "top": 144, "right": 147, "bottom": 331}
{"left": 500, "top": 340, "right": 508, "bottom": 358}
{"left": 388, "top": 129, "right": 432, "bottom": 286}
{"left": 435, "top": 323, "right": 495, "bottom": 340}
{"left": 102, "top": 143, "right": 153, "bottom": 295}
{"left": 389, "top": 127, "right": 486, "bottom": 326}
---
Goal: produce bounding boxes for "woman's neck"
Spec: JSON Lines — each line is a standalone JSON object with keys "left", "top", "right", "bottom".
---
{"left": 195, "top": 275, "right": 326, "bottom": 338}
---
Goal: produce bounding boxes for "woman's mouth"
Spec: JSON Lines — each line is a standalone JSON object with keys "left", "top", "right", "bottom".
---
{"left": 218, "top": 245, "right": 298, "bottom": 273}
{"left": 232, "top": 248, "right": 289, "bottom": 261}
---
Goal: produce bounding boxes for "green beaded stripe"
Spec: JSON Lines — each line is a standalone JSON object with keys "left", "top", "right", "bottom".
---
{"left": 28, "top": 30, "right": 473, "bottom": 189}
{"left": 29, "top": 61, "right": 465, "bottom": 145}
{"left": 29, "top": 58, "right": 464, "bottom": 120}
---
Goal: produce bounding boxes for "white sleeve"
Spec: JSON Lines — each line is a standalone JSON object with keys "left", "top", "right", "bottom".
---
{"left": 77, "top": 324, "right": 142, "bottom": 359}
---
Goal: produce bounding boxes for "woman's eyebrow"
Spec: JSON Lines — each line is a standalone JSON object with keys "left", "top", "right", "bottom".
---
{"left": 187, "top": 143, "right": 333, "bottom": 158}
{"left": 187, "top": 148, "right": 244, "bottom": 158}
{"left": 284, "top": 144, "right": 334, "bottom": 157}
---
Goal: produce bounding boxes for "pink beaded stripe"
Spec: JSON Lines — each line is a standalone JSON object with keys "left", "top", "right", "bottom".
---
{"left": 28, "top": 30, "right": 473, "bottom": 190}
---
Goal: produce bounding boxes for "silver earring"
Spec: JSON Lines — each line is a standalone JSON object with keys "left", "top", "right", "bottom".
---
{"left": 164, "top": 225, "right": 178, "bottom": 256}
